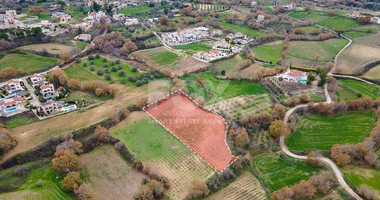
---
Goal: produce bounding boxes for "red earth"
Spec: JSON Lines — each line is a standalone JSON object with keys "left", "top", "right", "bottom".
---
{"left": 144, "top": 91, "right": 236, "bottom": 172}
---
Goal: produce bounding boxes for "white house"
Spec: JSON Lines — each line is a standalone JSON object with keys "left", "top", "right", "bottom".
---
{"left": 5, "top": 79, "right": 24, "bottom": 94}
{"left": 29, "top": 74, "right": 47, "bottom": 87}
{"left": 40, "top": 83, "right": 55, "bottom": 99}
{"left": 251, "top": 1, "right": 258, "bottom": 7}
{"left": 74, "top": 34, "right": 92, "bottom": 42}
{"left": 41, "top": 100, "right": 59, "bottom": 115}
{"left": 5, "top": 10, "right": 17, "bottom": 17}
{"left": 59, "top": 14, "right": 72, "bottom": 24}
{"left": 125, "top": 18, "right": 139, "bottom": 26}
{"left": 257, "top": 14, "right": 265, "bottom": 22}
{"left": 281, "top": 69, "right": 308, "bottom": 84}
{"left": 0, "top": 96, "right": 25, "bottom": 116}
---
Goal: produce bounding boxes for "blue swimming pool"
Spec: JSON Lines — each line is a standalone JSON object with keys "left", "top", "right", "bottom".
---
{"left": 62, "top": 105, "right": 76, "bottom": 111}
{"left": 5, "top": 107, "right": 17, "bottom": 112}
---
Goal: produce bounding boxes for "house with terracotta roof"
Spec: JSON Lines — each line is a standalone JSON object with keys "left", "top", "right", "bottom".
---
{"left": 282, "top": 69, "right": 308, "bottom": 84}
{"left": 41, "top": 100, "right": 59, "bottom": 115}
{"left": 29, "top": 74, "right": 47, "bottom": 87}
{"left": 5, "top": 79, "right": 24, "bottom": 94}
{"left": 0, "top": 96, "right": 26, "bottom": 117}
{"left": 41, "top": 84, "right": 56, "bottom": 99}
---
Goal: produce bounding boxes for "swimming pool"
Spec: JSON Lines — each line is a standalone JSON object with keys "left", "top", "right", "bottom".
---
{"left": 61, "top": 105, "right": 76, "bottom": 112}
{"left": 5, "top": 107, "right": 17, "bottom": 112}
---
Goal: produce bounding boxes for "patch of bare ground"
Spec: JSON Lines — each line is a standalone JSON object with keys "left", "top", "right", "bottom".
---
{"left": 1, "top": 81, "right": 171, "bottom": 163}
{"left": 81, "top": 145, "right": 147, "bottom": 200}
{"left": 265, "top": 40, "right": 283, "bottom": 46}
{"left": 175, "top": 56, "right": 209, "bottom": 76}
{"left": 19, "top": 43, "right": 73, "bottom": 54}
{"left": 206, "top": 172, "right": 267, "bottom": 200}
{"left": 240, "top": 63, "right": 264, "bottom": 79}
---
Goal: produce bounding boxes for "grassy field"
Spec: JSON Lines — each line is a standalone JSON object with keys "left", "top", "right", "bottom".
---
{"left": 252, "top": 42, "right": 283, "bottom": 64}
{"left": 4, "top": 117, "right": 39, "bottom": 129}
{"left": 222, "top": 22, "right": 266, "bottom": 37}
{"left": 19, "top": 43, "right": 73, "bottom": 54}
{"left": 181, "top": 71, "right": 268, "bottom": 104}
{"left": 0, "top": 53, "right": 57, "bottom": 73}
{"left": 289, "top": 10, "right": 330, "bottom": 23}
{"left": 286, "top": 111, "right": 377, "bottom": 151}
{"left": 0, "top": 161, "right": 74, "bottom": 200}
{"left": 65, "top": 91, "right": 113, "bottom": 102}
{"left": 81, "top": 145, "right": 147, "bottom": 200}
{"left": 286, "top": 39, "right": 348, "bottom": 62}
{"left": 141, "top": 47, "right": 183, "bottom": 67}
{"left": 120, "top": 5, "right": 152, "bottom": 15}
{"left": 206, "top": 172, "right": 267, "bottom": 200}
{"left": 318, "top": 16, "right": 358, "bottom": 31}
{"left": 64, "top": 56, "right": 139, "bottom": 86}
{"left": 110, "top": 112, "right": 214, "bottom": 199}
{"left": 343, "top": 165, "right": 380, "bottom": 196}
{"left": 212, "top": 55, "right": 241, "bottom": 74}
{"left": 336, "top": 79, "right": 380, "bottom": 101}
{"left": 363, "top": 64, "right": 380, "bottom": 81}
{"left": 253, "top": 153, "right": 317, "bottom": 191}
{"left": 174, "top": 41, "right": 212, "bottom": 55}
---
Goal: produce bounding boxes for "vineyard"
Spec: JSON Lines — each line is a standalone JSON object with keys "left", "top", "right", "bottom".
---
{"left": 265, "top": 22, "right": 292, "bottom": 33}
{"left": 195, "top": 4, "right": 229, "bottom": 12}
{"left": 206, "top": 94, "right": 273, "bottom": 119}
{"left": 110, "top": 112, "right": 214, "bottom": 200}
{"left": 335, "top": 33, "right": 380, "bottom": 75}
{"left": 145, "top": 91, "right": 236, "bottom": 172}
{"left": 206, "top": 172, "right": 267, "bottom": 200}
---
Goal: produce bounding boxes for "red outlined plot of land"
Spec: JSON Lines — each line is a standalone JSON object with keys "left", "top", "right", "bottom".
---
{"left": 144, "top": 90, "right": 236, "bottom": 172}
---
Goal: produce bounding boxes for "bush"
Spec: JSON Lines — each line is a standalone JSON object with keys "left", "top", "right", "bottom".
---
{"left": 111, "top": 66, "right": 117, "bottom": 72}
{"left": 95, "top": 54, "right": 100, "bottom": 58}
{"left": 89, "top": 65, "right": 95, "bottom": 71}
{"left": 13, "top": 165, "right": 29, "bottom": 176}
{"left": 88, "top": 55, "right": 94, "bottom": 60}
{"left": 75, "top": 57, "right": 81, "bottom": 63}
{"left": 104, "top": 63, "right": 109, "bottom": 68}
{"left": 90, "top": 60, "right": 94, "bottom": 65}
{"left": 117, "top": 65, "right": 122, "bottom": 70}
{"left": 103, "top": 58, "right": 107, "bottom": 62}
{"left": 111, "top": 61, "right": 115, "bottom": 65}
{"left": 131, "top": 67, "right": 137, "bottom": 72}
{"left": 118, "top": 70, "right": 125, "bottom": 76}
{"left": 96, "top": 70, "right": 104, "bottom": 76}
{"left": 121, "top": 78, "right": 126, "bottom": 83}
{"left": 116, "top": 60, "right": 120, "bottom": 64}
{"left": 82, "top": 62, "right": 87, "bottom": 67}
{"left": 104, "top": 74, "right": 111, "bottom": 80}
{"left": 104, "top": 68, "right": 110, "bottom": 73}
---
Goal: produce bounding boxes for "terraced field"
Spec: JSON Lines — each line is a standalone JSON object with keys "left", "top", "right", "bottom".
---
{"left": 0, "top": 53, "right": 57, "bottom": 73}
{"left": 362, "top": 64, "right": 380, "bottom": 81}
{"left": 206, "top": 172, "right": 267, "bottom": 200}
{"left": 343, "top": 165, "right": 380, "bottom": 197}
{"left": 286, "top": 111, "right": 377, "bottom": 151}
{"left": 110, "top": 112, "right": 214, "bottom": 200}
{"left": 336, "top": 79, "right": 380, "bottom": 101}
{"left": 252, "top": 42, "right": 283, "bottom": 64}
{"left": 253, "top": 153, "right": 317, "bottom": 191}
{"left": 140, "top": 47, "right": 183, "bottom": 68}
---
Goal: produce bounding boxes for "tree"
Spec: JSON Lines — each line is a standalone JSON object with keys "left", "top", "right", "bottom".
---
{"left": 299, "top": 94, "right": 310, "bottom": 103}
{"left": 28, "top": 6, "right": 43, "bottom": 16}
{"left": 269, "top": 120, "right": 290, "bottom": 138}
{"left": 136, "top": 97, "right": 148, "bottom": 108}
{"left": 61, "top": 171, "right": 82, "bottom": 192}
{"left": 159, "top": 16, "right": 169, "bottom": 26}
{"left": 68, "top": 79, "right": 80, "bottom": 90}
{"left": 95, "top": 125, "right": 110, "bottom": 143}
{"left": 60, "top": 52, "right": 72, "bottom": 62}
{"left": 294, "top": 28, "right": 306, "bottom": 35}
{"left": 331, "top": 144, "right": 351, "bottom": 166}
{"left": 272, "top": 104, "right": 286, "bottom": 120}
{"left": 187, "top": 180, "right": 209, "bottom": 198}
{"left": 49, "top": 69, "right": 68, "bottom": 86}
{"left": 75, "top": 184, "right": 96, "bottom": 200}
{"left": 358, "top": 16, "right": 371, "bottom": 25}
{"left": 235, "top": 128, "right": 249, "bottom": 148}
{"left": 120, "top": 39, "right": 138, "bottom": 56}
{"left": 0, "top": 127, "right": 18, "bottom": 155}
{"left": 307, "top": 152, "right": 321, "bottom": 167}
{"left": 357, "top": 185, "right": 379, "bottom": 200}
{"left": 52, "top": 150, "right": 81, "bottom": 173}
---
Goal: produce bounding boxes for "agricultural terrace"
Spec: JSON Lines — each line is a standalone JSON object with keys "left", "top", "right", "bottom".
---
{"left": 253, "top": 153, "right": 317, "bottom": 191}
{"left": 63, "top": 56, "right": 140, "bottom": 86}
{"left": 286, "top": 111, "right": 377, "bottom": 151}
{"left": 19, "top": 43, "right": 73, "bottom": 54}
{"left": 206, "top": 172, "right": 266, "bottom": 200}
{"left": 195, "top": 4, "right": 229, "bottom": 12}
{"left": 120, "top": 5, "right": 152, "bottom": 15}
{"left": 336, "top": 79, "right": 380, "bottom": 101}
{"left": 212, "top": 55, "right": 243, "bottom": 74}
{"left": 144, "top": 91, "right": 236, "bottom": 172}
{"left": 181, "top": 71, "right": 268, "bottom": 104}
{"left": 222, "top": 22, "right": 266, "bottom": 37}
{"left": 0, "top": 52, "right": 57, "bottom": 73}
{"left": 174, "top": 56, "right": 209, "bottom": 76}
{"left": 212, "top": 56, "right": 268, "bottom": 79}
{"left": 81, "top": 145, "right": 147, "bottom": 200}
{"left": 206, "top": 94, "right": 273, "bottom": 119}
{"left": 174, "top": 41, "right": 212, "bottom": 55}
{"left": 363, "top": 64, "right": 380, "bottom": 81}
{"left": 110, "top": 112, "right": 214, "bottom": 200}
{"left": 289, "top": 10, "right": 358, "bottom": 31}
{"left": 343, "top": 166, "right": 380, "bottom": 196}
{"left": 252, "top": 41, "right": 283, "bottom": 64}
{"left": 0, "top": 161, "right": 74, "bottom": 200}
{"left": 141, "top": 47, "right": 183, "bottom": 68}
{"left": 335, "top": 33, "right": 380, "bottom": 75}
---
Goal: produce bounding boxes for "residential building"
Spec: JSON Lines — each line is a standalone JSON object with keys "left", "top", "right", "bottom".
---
{"left": 257, "top": 14, "right": 265, "bottom": 22}
{"left": 60, "top": 14, "right": 72, "bottom": 23}
{"left": 125, "top": 18, "right": 139, "bottom": 26}
{"left": 5, "top": 79, "right": 24, "bottom": 94}
{"left": 41, "top": 84, "right": 55, "bottom": 98}
{"left": 161, "top": 27, "right": 210, "bottom": 46}
{"left": 0, "top": 97, "right": 26, "bottom": 117}
{"left": 74, "top": 34, "right": 92, "bottom": 42}
{"left": 251, "top": 1, "right": 258, "bottom": 7}
{"left": 41, "top": 100, "right": 59, "bottom": 115}
{"left": 29, "top": 74, "right": 47, "bottom": 87}
{"left": 282, "top": 69, "right": 308, "bottom": 84}
{"left": 5, "top": 10, "right": 17, "bottom": 17}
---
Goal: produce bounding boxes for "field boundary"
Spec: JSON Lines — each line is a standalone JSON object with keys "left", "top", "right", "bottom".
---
{"left": 143, "top": 89, "right": 237, "bottom": 173}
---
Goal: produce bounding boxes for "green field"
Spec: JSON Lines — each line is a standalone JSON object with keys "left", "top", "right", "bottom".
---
{"left": 337, "top": 79, "right": 380, "bottom": 101}
{"left": 286, "top": 39, "right": 348, "bottom": 62}
{"left": 212, "top": 56, "right": 241, "bottom": 74}
{"left": 286, "top": 111, "right": 377, "bottom": 151}
{"left": 252, "top": 43, "right": 283, "bottom": 64}
{"left": 0, "top": 53, "right": 57, "bottom": 73}
{"left": 0, "top": 161, "right": 74, "bottom": 200}
{"left": 181, "top": 71, "right": 268, "bottom": 104}
{"left": 64, "top": 56, "right": 139, "bottom": 86}
{"left": 253, "top": 153, "right": 317, "bottom": 191}
{"left": 120, "top": 6, "right": 152, "bottom": 15}
{"left": 222, "top": 22, "right": 266, "bottom": 37}
{"left": 174, "top": 41, "right": 212, "bottom": 55}
{"left": 318, "top": 16, "right": 358, "bottom": 31}
{"left": 363, "top": 64, "right": 380, "bottom": 81}
{"left": 5, "top": 117, "right": 38, "bottom": 129}
{"left": 289, "top": 10, "right": 330, "bottom": 23}
{"left": 141, "top": 48, "right": 183, "bottom": 66}
{"left": 343, "top": 166, "right": 380, "bottom": 195}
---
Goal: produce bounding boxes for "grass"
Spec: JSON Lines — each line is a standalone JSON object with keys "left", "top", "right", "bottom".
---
{"left": 318, "top": 16, "right": 358, "bottom": 31}
{"left": 343, "top": 166, "right": 380, "bottom": 195}
{"left": 0, "top": 161, "right": 75, "bottom": 200}
{"left": 141, "top": 48, "right": 183, "bottom": 67}
{"left": 174, "top": 41, "right": 212, "bottom": 55}
{"left": 286, "top": 39, "right": 348, "bottom": 62}
{"left": 65, "top": 91, "right": 112, "bottom": 102}
{"left": 5, "top": 117, "right": 39, "bottom": 129}
{"left": 337, "top": 79, "right": 379, "bottom": 101}
{"left": 289, "top": 10, "right": 330, "bottom": 23}
{"left": 222, "top": 22, "right": 266, "bottom": 37}
{"left": 74, "top": 41, "right": 88, "bottom": 49}
{"left": 212, "top": 56, "right": 241, "bottom": 74}
{"left": 286, "top": 111, "right": 377, "bottom": 151}
{"left": 120, "top": 6, "right": 152, "bottom": 15}
{"left": 253, "top": 153, "right": 317, "bottom": 191}
{"left": 252, "top": 43, "right": 283, "bottom": 64}
{"left": 181, "top": 71, "right": 268, "bottom": 104}
{"left": 0, "top": 53, "right": 57, "bottom": 73}
{"left": 363, "top": 64, "right": 380, "bottom": 81}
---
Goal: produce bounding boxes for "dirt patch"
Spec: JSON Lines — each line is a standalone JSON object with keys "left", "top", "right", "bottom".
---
{"left": 265, "top": 40, "right": 283, "bottom": 46}
{"left": 81, "top": 145, "right": 147, "bottom": 200}
{"left": 144, "top": 91, "right": 236, "bottom": 172}
{"left": 19, "top": 43, "right": 73, "bottom": 54}
{"left": 174, "top": 56, "right": 209, "bottom": 76}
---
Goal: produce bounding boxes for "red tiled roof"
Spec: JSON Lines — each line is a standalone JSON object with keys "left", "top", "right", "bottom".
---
{"left": 288, "top": 70, "right": 304, "bottom": 78}
{"left": 41, "top": 84, "right": 53, "bottom": 90}
{"left": 209, "top": 49, "right": 219, "bottom": 54}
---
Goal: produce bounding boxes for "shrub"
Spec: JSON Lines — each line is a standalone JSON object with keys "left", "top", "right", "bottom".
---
{"left": 103, "top": 58, "right": 107, "bottom": 62}
{"left": 118, "top": 70, "right": 125, "bottom": 76}
{"left": 116, "top": 60, "right": 120, "bottom": 64}
{"left": 131, "top": 67, "right": 137, "bottom": 72}
{"left": 111, "top": 61, "right": 115, "bottom": 65}
{"left": 75, "top": 57, "right": 81, "bottom": 63}
{"left": 104, "top": 68, "right": 110, "bottom": 73}
{"left": 88, "top": 55, "right": 94, "bottom": 60}
{"left": 96, "top": 70, "right": 104, "bottom": 76}
{"left": 111, "top": 66, "right": 117, "bottom": 72}
{"left": 104, "top": 63, "right": 109, "bottom": 68}
{"left": 104, "top": 74, "right": 111, "bottom": 80}
{"left": 61, "top": 171, "right": 82, "bottom": 192}
{"left": 89, "top": 65, "right": 95, "bottom": 71}
{"left": 95, "top": 54, "right": 100, "bottom": 58}
{"left": 82, "top": 62, "right": 87, "bottom": 67}
{"left": 117, "top": 65, "right": 122, "bottom": 70}
{"left": 90, "top": 60, "right": 94, "bottom": 65}
{"left": 121, "top": 78, "right": 126, "bottom": 83}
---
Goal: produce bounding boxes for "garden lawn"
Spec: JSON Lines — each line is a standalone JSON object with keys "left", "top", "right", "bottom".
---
{"left": 181, "top": 71, "right": 268, "bottom": 104}
{"left": 343, "top": 166, "right": 380, "bottom": 195}
{"left": 120, "top": 6, "right": 152, "bottom": 15}
{"left": 253, "top": 153, "right": 317, "bottom": 191}
{"left": 222, "top": 22, "right": 266, "bottom": 37}
{"left": 286, "top": 111, "right": 377, "bottom": 151}
{"left": 0, "top": 53, "right": 57, "bottom": 73}
{"left": 286, "top": 39, "right": 348, "bottom": 62}
{"left": 337, "top": 79, "right": 379, "bottom": 101}
{"left": 174, "top": 41, "right": 212, "bottom": 55}
{"left": 252, "top": 43, "right": 283, "bottom": 64}
{"left": 141, "top": 48, "right": 183, "bottom": 67}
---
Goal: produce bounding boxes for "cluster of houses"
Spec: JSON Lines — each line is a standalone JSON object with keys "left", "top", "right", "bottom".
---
{"left": 161, "top": 27, "right": 210, "bottom": 46}
{"left": 0, "top": 74, "right": 76, "bottom": 117}
{"left": 112, "top": 14, "right": 139, "bottom": 26}
{"left": 193, "top": 49, "right": 231, "bottom": 62}
{"left": 0, "top": 10, "right": 22, "bottom": 29}
{"left": 51, "top": 12, "right": 72, "bottom": 24}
